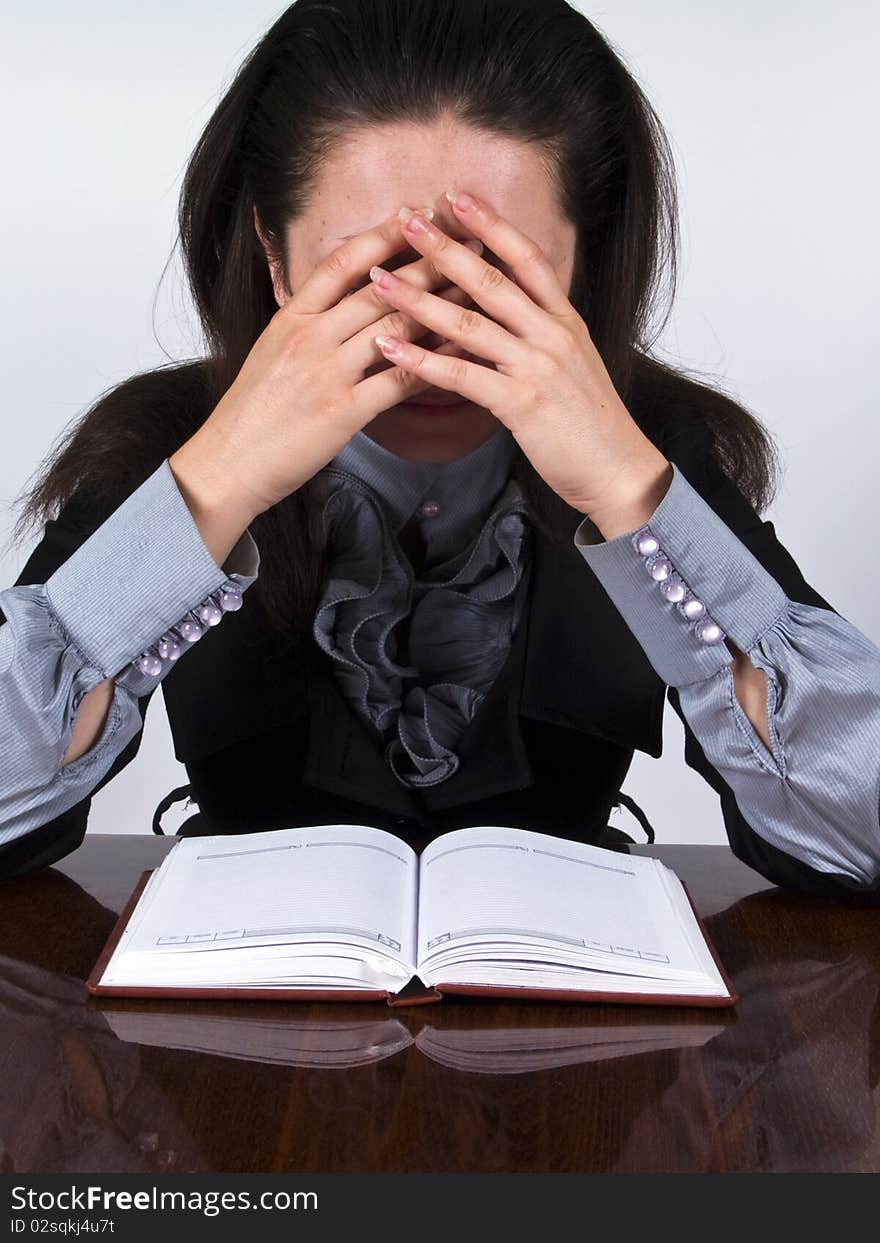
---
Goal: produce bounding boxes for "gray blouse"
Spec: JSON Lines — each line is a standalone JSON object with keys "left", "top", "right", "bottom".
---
{"left": 310, "top": 426, "right": 527, "bottom": 788}
{"left": 0, "top": 428, "right": 878, "bottom": 889}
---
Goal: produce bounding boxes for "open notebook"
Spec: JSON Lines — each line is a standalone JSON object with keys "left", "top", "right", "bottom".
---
{"left": 86, "top": 824, "right": 737, "bottom": 1008}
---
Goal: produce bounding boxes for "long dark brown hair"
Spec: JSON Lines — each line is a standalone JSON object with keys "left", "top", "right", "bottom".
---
{"left": 10, "top": 0, "right": 780, "bottom": 649}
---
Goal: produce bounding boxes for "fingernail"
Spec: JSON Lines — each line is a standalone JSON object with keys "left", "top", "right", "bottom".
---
{"left": 398, "top": 205, "right": 435, "bottom": 223}
{"left": 369, "top": 265, "right": 398, "bottom": 290}
{"left": 446, "top": 189, "right": 477, "bottom": 211}
{"left": 464, "top": 239, "right": 483, "bottom": 254}
{"left": 401, "top": 210, "right": 430, "bottom": 235}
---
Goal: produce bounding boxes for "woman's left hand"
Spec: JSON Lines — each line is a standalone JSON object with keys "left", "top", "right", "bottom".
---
{"left": 368, "top": 189, "right": 673, "bottom": 538}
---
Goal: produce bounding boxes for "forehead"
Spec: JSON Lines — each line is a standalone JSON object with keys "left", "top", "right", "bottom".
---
{"left": 298, "top": 118, "right": 568, "bottom": 253}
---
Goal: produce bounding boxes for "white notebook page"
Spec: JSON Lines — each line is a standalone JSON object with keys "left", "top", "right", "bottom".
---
{"left": 416, "top": 825, "right": 703, "bottom": 976}
{"left": 109, "top": 824, "right": 418, "bottom": 973}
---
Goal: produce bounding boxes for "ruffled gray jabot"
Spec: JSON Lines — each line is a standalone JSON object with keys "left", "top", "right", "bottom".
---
{"left": 309, "top": 467, "right": 531, "bottom": 788}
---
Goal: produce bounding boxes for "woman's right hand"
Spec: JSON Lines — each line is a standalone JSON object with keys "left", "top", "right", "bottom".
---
{"left": 170, "top": 210, "right": 478, "bottom": 523}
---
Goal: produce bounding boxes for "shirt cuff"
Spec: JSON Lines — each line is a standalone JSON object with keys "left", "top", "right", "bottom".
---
{"left": 45, "top": 457, "right": 260, "bottom": 679}
{"left": 572, "top": 460, "right": 788, "bottom": 688}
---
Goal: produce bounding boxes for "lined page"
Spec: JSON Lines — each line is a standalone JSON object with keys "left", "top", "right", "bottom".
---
{"left": 417, "top": 825, "right": 703, "bottom": 977}
{"left": 113, "top": 824, "right": 419, "bottom": 970}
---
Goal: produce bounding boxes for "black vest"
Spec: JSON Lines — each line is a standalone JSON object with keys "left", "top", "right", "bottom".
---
{"left": 156, "top": 514, "right": 665, "bottom": 850}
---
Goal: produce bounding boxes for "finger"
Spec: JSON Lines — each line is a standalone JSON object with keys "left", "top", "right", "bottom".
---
{"left": 338, "top": 280, "right": 475, "bottom": 379}
{"left": 357, "top": 335, "right": 514, "bottom": 419}
{"left": 324, "top": 237, "right": 484, "bottom": 345}
{"left": 394, "top": 206, "right": 548, "bottom": 338}
{"left": 365, "top": 263, "right": 529, "bottom": 373}
{"left": 340, "top": 234, "right": 481, "bottom": 298}
{"left": 444, "top": 190, "right": 573, "bottom": 318}
{"left": 286, "top": 206, "right": 438, "bottom": 316}
{"left": 351, "top": 336, "right": 484, "bottom": 426}
{"left": 397, "top": 202, "right": 571, "bottom": 339}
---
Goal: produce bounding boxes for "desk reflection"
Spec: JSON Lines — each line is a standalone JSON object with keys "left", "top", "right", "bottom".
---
{"left": 0, "top": 855, "right": 877, "bottom": 1172}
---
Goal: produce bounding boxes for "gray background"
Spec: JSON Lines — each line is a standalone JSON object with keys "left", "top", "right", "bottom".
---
{"left": 1, "top": 2, "right": 877, "bottom": 841}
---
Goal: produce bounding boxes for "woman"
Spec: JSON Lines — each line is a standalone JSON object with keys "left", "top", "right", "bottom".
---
{"left": 1, "top": 0, "right": 878, "bottom": 901}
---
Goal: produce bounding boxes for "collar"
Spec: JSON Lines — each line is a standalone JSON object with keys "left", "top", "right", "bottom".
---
{"left": 325, "top": 424, "right": 517, "bottom": 542}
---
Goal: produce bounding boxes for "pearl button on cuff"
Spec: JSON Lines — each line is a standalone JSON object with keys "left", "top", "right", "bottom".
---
{"left": 633, "top": 524, "right": 726, "bottom": 650}
{"left": 659, "top": 573, "right": 686, "bottom": 603}
{"left": 178, "top": 616, "right": 204, "bottom": 643}
{"left": 130, "top": 581, "right": 244, "bottom": 679}
{"left": 136, "top": 652, "right": 163, "bottom": 677}
{"left": 219, "top": 587, "right": 243, "bottom": 611}
{"left": 680, "top": 596, "right": 707, "bottom": 620}
{"left": 695, "top": 618, "right": 725, "bottom": 644}
{"left": 198, "top": 601, "right": 223, "bottom": 627}
{"left": 646, "top": 554, "right": 672, "bottom": 582}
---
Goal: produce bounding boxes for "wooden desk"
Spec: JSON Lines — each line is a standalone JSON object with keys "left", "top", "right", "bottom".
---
{"left": 1, "top": 835, "right": 877, "bottom": 1173}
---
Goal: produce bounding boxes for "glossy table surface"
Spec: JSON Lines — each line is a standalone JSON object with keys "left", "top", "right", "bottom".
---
{"left": 1, "top": 834, "right": 878, "bottom": 1174}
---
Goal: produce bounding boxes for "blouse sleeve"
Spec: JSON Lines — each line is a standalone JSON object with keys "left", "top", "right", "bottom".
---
{"left": 0, "top": 458, "right": 260, "bottom": 878}
{"left": 572, "top": 447, "right": 880, "bottom": 904}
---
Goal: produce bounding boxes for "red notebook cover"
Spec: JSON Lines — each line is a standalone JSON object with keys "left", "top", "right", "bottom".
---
{"left": 85, "top": 868, "right": 738, "bottom": 1009}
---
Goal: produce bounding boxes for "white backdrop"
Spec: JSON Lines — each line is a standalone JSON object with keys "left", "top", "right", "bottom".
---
{"left": 1, "top": 2, "right": 877, "bottom": 842}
